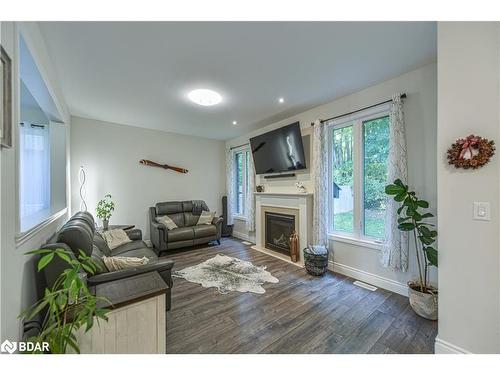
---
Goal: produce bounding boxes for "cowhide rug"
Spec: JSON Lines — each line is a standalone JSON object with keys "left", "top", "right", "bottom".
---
{"left": 173, "top": 254, "right": 279, "bottom": 294}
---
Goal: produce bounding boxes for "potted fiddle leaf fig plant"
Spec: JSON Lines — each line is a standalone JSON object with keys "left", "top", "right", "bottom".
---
{"left": 96, "top": 194, "right": 115, "bottom": 230}
{"left": 385, "top": 179, "right": 438, "bottom": 320}
{"left": 20, "top": 248, "right": 109, "bottom": 353}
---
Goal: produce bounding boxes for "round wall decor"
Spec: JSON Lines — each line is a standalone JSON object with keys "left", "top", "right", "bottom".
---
{"left": 447, "top": 134, "right": 495, "bottom": 170}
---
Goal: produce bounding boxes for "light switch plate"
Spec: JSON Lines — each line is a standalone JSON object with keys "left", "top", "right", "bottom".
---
{"left": 473, "top": 202, "right": 491, "bottom": 221}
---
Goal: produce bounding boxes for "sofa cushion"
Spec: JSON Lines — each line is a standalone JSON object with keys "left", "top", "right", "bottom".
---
{"left": 112, "top": 247, "right": 157, "bottom": 259}
{"left": 156, "top": 201, "right": 183, "bottom": 215}
{"left": 57, "top": 219, "right": 94, "bottom": 257}
{"left": 168, "top": 212, "right": 185, "bottom": 228}
{"left": 181, "top": 201, "right": 193, "bottom": 212}
{"left": 167, "top": 227, "right": 194, "bottom": 242}
{"left": 193, "top": 224, "right": 217, "bottom": 238}
{"left": 110, "top": 240, "right": 150, "bottom": 256}
{"left": 90, "top": 245, "right": 108, "bottom": 274}
{"left": 183, "top": 212, "right": 200, "bottom": 227}
{"left": 93, "top": 233, "right": 112, "bottom": 256}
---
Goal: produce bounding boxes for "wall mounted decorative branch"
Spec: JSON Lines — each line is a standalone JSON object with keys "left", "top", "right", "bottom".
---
{"left": 139, "top": 159, "right": 189, "bottom": 174}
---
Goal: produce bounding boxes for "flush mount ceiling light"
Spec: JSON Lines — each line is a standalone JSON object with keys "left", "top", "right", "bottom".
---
{"left": 278, "top": 97, "right": 285, "bottom": 103}
{"left": 232, "top": 121, "right": 238, "bottom": 125}
{"left": 188, "top": 89, "right": 222, "bottom": 106}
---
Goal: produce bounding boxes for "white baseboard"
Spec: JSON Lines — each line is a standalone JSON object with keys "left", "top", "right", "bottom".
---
{"left": 232, "top": 230, "right": 251, "bottom": 242}
{"left": 251, "top": 245, "right": 304, "bottom": 268}
{"left": 434, "top": 336, "right": 471, "bottom": 354}
{"left": 329, "top": 261, "right": 408, "bottom": 296}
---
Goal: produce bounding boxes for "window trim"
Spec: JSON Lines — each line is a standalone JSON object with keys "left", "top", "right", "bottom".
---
{"left": 327, "top": 103, "right": 390, "bottom": 242}
{"left": 15, "top": 207, "right": 67, "bottom": 247}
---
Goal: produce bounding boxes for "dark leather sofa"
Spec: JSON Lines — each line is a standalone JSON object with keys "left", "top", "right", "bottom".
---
{"left": 149, "top": 200, "right": 223, "bottom": 254}
{"left": 41, "top": 211, "right": 174, "bottom": 310}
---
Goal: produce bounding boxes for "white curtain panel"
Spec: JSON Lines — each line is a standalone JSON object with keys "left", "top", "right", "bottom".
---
{"left": 245, "top": 153, "right": 256, "bottom": 232}
{"left": 19, "top": 123, "right": 50, "bottom": 220}
{"left": 225, "top": 148, "right": 236, "bottom": 225}
{"left": 382, "top": 93, "right": 409, "bottom": 271}
{"left": 312, "top": 120, "right": 329, "bottom": 247}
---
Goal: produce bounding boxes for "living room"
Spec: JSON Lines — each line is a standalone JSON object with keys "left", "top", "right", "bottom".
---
{"left": 1, "top": 1, "right": 500, "bottom": 371}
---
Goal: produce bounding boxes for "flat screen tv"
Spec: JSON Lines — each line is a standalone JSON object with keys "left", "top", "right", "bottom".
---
{"left": 250, "top": 122, "right": 307, "bottom": 175}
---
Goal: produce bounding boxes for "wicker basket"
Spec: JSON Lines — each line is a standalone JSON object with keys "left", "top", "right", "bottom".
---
{"left": 303, "top": 245, "right": 329, "bottom": 276}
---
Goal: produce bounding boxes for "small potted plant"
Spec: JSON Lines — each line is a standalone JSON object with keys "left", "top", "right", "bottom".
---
{"left": 96, "top": 194, "right": 115, "bottom": 230}
{"left": 385, "top": 179, "right": 438, "bottom": 320}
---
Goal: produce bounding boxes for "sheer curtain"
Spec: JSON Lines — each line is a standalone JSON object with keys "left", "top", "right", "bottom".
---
{"left": 245, "top": 151, "right": 256, "bottom": 232}
{"left": 225, "top": 148, "right": 236, "bottom": 226}
{"left": 382, "top": 93, "right": 409, "bottom": 271}
{"left": 19, "top": 123, "right": 51, "bottom": 230}
{"left": 312, "top": 119, "right": 329, "bottom": 246}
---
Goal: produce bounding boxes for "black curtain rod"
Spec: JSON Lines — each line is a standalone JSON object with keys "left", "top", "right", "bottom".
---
{"left": 310, "top": 93, "right": 406, "bottom": 126}
{"left": 20, "top": 122, "right": 46, "bottom": 128}
{"left": 230, "top": 142, "right": 249, "bottom": 151}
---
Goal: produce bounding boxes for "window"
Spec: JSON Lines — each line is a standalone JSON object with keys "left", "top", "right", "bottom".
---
{"left": 329, "top": 106, "right": 390, "bottom": 241}
{"left": 234, "top": 148, "right": 250, "bottom": 217}
{"left": 18, "top": 35, "right": 67, "bottom": 235}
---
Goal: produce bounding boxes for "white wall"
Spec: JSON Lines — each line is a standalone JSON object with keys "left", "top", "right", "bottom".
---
{"left": 227, "top": 63, "right": 437, "bottom": 295}
{"left": 1, "top": 22, "right": 70, "bottom": 342}
{"left": 436, "top": 22, "right": 500, "bottom": 354}
{"left": 70, "top": 116, "right": 226, "bottom": 238}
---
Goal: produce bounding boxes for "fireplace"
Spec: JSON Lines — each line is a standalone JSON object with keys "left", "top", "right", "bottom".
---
{"left": 265, "top": 212, "right": 295, "bottom": 255}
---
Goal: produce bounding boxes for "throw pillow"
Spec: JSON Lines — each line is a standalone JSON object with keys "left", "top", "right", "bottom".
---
{"left": 156, "top": 215, "right": 178, "bottom": 230}
{"left": 102, "top": 256, "right": 150, "bottom": 272}
{"left": 197, "top": 211, "right": 215, "bottom": 225}
{"left": 101, "top": 229, "right": 132, "bottom": 250}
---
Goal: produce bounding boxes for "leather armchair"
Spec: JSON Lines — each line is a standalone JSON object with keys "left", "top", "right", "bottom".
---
{"left": 149, "top": 200, "right": 223, "bottom": 254}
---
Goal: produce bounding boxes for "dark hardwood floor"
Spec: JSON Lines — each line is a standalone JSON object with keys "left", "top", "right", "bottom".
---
{"left": 164, "top": 237, "right": 437, "bottom": 354}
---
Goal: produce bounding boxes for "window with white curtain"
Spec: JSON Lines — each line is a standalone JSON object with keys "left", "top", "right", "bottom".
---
{"left": 234, "top": 148, "right": 250, "bottom": 217}
{"left": 18, "top": 80, "right": 67, "bottom": 235}
{"left": 328, "top": 105, "right": 390, "bottom": 241}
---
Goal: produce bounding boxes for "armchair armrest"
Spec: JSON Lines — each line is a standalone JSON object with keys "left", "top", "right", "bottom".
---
{"left": 212, "top": 216, "right": 223, "bottom": 225}
{"left": 87, "top": 258, "right": 175, "bottom": 287}
{"left": 212, "top": 215, "right": 223, "bottom": 241}
{"left": 125, "top": 228, "right": 142, "bottom": 241}
{"left": 151, "top": 220, "right": 167, "bottom": 231}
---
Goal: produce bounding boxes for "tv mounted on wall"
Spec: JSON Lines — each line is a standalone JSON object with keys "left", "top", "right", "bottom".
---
{"left": 249, "top": 122, "right": 307, "bottom": 175}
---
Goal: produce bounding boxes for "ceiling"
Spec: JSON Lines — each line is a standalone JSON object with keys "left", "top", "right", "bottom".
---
{"left": 39, "top": 22, "right": 436, "bottom": 140}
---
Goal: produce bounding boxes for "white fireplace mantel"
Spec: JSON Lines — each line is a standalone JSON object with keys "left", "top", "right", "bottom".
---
{"left": 252, "top": 192, "right": 313, "bottom": 266}
{"left": 254, "top": 192, "right": 313, "bottom": 197}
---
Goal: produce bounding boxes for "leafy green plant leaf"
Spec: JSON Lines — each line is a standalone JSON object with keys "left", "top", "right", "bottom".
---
{"left": 425, "top": 247, "right": 438, "bottom": 267}
{"left": 416, "top": 200, "right": 429, "bottom": 208}
{"left": 398, "top": 222, "right": 415, "bottom": 231}
{"left": 37, "top": 253, "right": 55, "bottom": 272}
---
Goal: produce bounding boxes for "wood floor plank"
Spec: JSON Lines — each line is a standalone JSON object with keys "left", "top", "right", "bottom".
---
{"left": 164, "top": 237, "right": 437, "bottom": 354}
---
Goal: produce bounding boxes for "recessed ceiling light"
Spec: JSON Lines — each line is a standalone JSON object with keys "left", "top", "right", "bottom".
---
{"left": 188, "top": 89, "right": 222, "bottom": 106}
{"left": 232, "top": 121, "right": 238, "bottom": 125}
{"left": 279, "top": 97, "right": 285, "bottom": 103}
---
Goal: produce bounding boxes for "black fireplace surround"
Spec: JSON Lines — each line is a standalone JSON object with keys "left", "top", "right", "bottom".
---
{"left": 265, "top": 212, "right": 295, "bottom": 255}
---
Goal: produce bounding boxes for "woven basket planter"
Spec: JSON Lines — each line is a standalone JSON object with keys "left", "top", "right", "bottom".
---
{"left": 304, "top": 245, "right": 329, "bottom": 276}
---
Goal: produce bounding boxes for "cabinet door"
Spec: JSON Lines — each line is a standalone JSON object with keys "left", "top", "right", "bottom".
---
{"left": 74, "top": 295, "right": 166, "bottom": 354}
